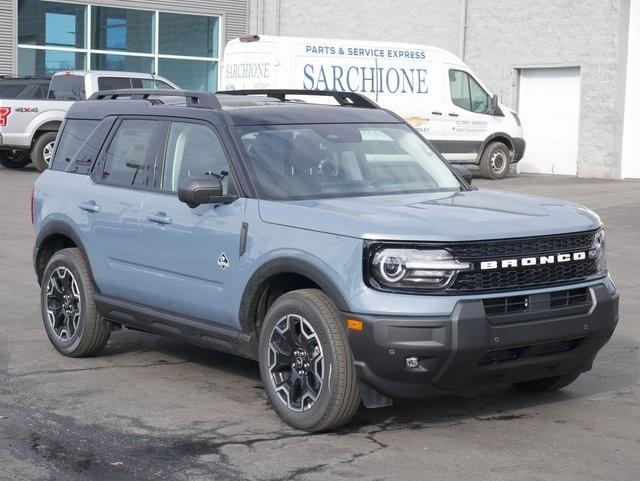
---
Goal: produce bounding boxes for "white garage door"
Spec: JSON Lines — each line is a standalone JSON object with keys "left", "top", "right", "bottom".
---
{"left": 517, "top": 67, "right": 581, "bottom": 175}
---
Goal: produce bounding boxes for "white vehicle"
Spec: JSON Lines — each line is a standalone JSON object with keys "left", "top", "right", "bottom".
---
{"left": 221, "top": 35, "right": 525, "bottom": 179}
{"left": 0, "top": 70, "right": 178, "bottom": 172}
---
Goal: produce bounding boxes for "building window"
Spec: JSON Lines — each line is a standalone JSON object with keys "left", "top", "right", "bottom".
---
{"left": 17, "top": 0, "right": 220, "bottom": 90}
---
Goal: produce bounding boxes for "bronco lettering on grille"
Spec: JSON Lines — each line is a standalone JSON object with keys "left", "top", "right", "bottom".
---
{"left": 479, "top": 251, "right": 587, "bottom": 270}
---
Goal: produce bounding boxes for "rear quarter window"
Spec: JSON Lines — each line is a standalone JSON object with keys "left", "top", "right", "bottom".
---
{"left": 48, "top": 75, "right": 86, "bottom": 100}
{"left": 51, "top": 119, "right": 107, "bottom": 174}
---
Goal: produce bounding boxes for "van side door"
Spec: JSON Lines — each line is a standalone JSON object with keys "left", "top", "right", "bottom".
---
{"left": 375, "top": 51, "right": 445, "bottom": 141}
{"left": 437, "top": 67, "right": 495, "bottom": 163}
{"left": 137, "top": 119, "right": 246, "bottom": 329}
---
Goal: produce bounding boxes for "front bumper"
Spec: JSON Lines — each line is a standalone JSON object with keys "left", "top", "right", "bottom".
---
{"left": 346, "top": 283, "right": 618, "bottom": 399}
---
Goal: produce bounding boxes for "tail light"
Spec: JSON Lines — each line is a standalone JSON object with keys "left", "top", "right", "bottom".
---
{"left": 30, "top": 185, "right": 35, "bottom": 224}
{"left": 239, "top": 34, "right": 260, "bottom": 42}
{"left": 0, "top": 107, "right": 11, "bottom": 127}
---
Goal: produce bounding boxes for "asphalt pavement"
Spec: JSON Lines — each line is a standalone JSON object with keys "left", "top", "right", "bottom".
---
{"left": 1, "top": 166, "right": 639, "bottom": 481}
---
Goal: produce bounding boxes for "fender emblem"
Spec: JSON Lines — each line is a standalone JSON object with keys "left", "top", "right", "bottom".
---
{"left": 217, "top": 253, "right": 229, "bottom": 270}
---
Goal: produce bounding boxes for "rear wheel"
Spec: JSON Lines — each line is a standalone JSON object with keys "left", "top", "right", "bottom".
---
{"left": 41, "top": 248, "right": 110, "bottom": 357}
{"left": 0, "top": 150, "right": 30, "bottom": 169}
{"left": 514, "top": 373, "right": 580, "bottom": 392}
{"left": 258, "top": 289, "right": 360, "bottom": 432}
{"left": 31, "top": 131, "right": 57, "bottom": 172}
{"left": 479, "top": 141, "right": 511, "bottom": 179}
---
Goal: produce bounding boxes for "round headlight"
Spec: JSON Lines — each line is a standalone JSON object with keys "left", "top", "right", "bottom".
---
{"left": 379, "top": 254, "right": 407, "bottom": 282}
{"left": 370, "top": 248, "right": 472, "bottom": 291}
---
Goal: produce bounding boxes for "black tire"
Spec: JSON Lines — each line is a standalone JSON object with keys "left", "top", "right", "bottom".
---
{"left": 31, "top": 131, "right": 57, "bottom": 172}
{"left": 0, "top": 150, "right": 30, "bottom": 169}
{"left": 41, "top": 248, "right": 110, "bottom": 357}
{"left": 258, "top": 289, "right": 360, "bottom": 432}
{"left": 479, "top": 141, "right": 511, "bottom": 179}
{"left": 513, "top": 373, "right": 580, "bottom": 392}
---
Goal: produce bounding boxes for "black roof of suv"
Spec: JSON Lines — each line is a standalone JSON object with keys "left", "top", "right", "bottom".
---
{"left": 68, "top": 89, "right": 403, "bottom": 126}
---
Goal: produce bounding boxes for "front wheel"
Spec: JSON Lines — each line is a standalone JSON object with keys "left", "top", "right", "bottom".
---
{"left": 479, "top": 141, "right": 511, "bottom": 179}
{"left": 0, "top": 150, "right": 30, "bottom": 169}
{"left": 31, "top": 131, "right": 57, "bottom": 172}
{"left": 258, "top": 289, "right": 360, "bottom": 432}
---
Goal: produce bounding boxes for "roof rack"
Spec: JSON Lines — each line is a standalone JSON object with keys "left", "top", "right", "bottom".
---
{"left": 216, "top": 89, "right": 380, "bottom": 109}
{"left": 88, "top": 89, "right": 221, "bottom": 109}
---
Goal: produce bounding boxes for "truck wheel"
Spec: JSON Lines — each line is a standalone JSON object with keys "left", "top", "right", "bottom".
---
{"left": 513, "top": 373, "right": 580, "bottom": 392}
{"left": 31, "top": 131, "right": 57, "bottom": 172}
{"left": 0, "top": 150, "right": 30, "bottom": 169}
{"left": 258, "top": 289, "right": 360, "bottom": 432}
{"left": 479, "top": 141, "right": 511, "bottom": 179}
{"left": 41, "top": 248, "right": 110, "bottom": 357}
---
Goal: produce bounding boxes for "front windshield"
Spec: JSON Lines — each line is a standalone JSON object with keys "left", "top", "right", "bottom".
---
{"left": 236, "top": 123, "right": 462, "bottom": 200}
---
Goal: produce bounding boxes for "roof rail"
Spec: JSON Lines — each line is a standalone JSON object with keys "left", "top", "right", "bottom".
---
{"left": 216, "top": 89, "right": 380, "bottom": 109}
{"left": 88, "top": 89, "right": 221, "bottom": 109}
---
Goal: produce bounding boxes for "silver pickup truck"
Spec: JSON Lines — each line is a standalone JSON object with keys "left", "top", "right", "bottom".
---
{"left": 0, "top": 70, "right": 177, "bottom": 171}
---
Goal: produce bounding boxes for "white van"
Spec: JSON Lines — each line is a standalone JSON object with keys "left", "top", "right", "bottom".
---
{"left": 221, "top": 35, "right": 525, "bottom": 179}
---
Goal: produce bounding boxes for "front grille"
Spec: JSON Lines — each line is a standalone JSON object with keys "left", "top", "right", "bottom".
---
{"left": 447, "top": 230, "right": 600, "bottom": 293}
{"left": 448, "top": 231, "right": 596, "bottom": 261}
{"left": 479, "top": 338, "right": 585, "bottom": 366}
{"left": 454, "top": 259, "right": 598, "bottom": 292}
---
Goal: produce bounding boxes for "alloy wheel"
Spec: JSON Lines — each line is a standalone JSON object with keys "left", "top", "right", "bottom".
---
{"left": 268, "top": 314, "right": 325, "bottom": 412}
{"left": 46, "top": 267, "right": 81, "bottom": 341}
{"left": 43, "top": 141, "right": 55, "bottom": 167}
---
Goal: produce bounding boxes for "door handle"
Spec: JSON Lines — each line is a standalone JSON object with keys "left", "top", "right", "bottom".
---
{"left": 78, "top": 201, "right": 100, "bottom": 213}
{"left": 431, "top": 111, "right": 443, "bottom": 116}
{"left": 448, "top": 113, "right": 459, "bottom": 117}
{"left": 146, "top": 212, "right": 172, "bottom": 225}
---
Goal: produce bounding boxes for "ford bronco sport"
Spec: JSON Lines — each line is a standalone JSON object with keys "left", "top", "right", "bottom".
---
{"left": 32, "top": 89, "right": 618, "bottom": 432}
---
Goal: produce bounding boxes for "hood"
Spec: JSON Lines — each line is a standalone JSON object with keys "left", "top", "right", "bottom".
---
{"left": 258, "top": 189, "right": 601, "bottom": 241}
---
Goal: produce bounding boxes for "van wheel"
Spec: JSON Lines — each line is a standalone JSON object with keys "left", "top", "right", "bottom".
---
{"left": 31, "top": 131, "right": 57, "bottom": 172}
{"left": 513, "top": 373, "right": 580, "bottom": 392}
{"left": 480, "top": 142, "right": 511, "bottom": 179}
{"left": 258, "top": 289, "right": 360, "bottom": 432}
{"left": 41, "top": 248, "right": 110, "bottom": 357}
{"left": 0, "top": 150, "right": 30, "bottom": 169}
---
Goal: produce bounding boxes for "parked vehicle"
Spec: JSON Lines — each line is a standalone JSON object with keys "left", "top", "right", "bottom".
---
{"left": 0, "top": 76, "right": 51, "bottom": 99}
{"left": 32, "top": 89, "right": 618, "bottom": 432}
{"left": 0, "top": 70, "right": 177, "bottom": 171}
{"left": 221, "top": 35, "right": 526, "bottom": 179}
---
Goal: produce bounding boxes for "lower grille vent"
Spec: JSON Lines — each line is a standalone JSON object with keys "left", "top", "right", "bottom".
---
{"left": 479, "top": 338, "right": 585, "bottom": 366}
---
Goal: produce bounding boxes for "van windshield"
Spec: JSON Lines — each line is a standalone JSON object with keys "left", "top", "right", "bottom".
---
{"left": 236, "top": 123, "right": 462, "bottom": 200}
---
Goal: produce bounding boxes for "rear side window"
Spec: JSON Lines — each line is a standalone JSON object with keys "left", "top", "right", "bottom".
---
{"left": 141, "top": 79, "right": 173, "bottom": 89}
{"left": 100, "top": 119, "right": 160, "bottom": 188}
{"left": 51, "top": 120, "right": 100, "bottom": 172}
{"left": 48, "top": 75, "right": 85, "bottom": 100}
{"left": 98, "top": 77, "right": 133, "bottom": 90}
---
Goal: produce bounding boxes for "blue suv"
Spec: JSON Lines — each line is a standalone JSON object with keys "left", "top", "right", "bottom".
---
{"left": 33, "top": 89, "right": 619, "bottom": 432}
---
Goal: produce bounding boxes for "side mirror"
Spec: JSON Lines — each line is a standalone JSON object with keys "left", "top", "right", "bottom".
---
{"left": 178, "top": 175, "right": 237, "bottom": 208}
{"left": 489, "top": 94, "right": 499, "bottom": 115}
{"left": 451, "top": 164, "right": 473, "bottom": 185}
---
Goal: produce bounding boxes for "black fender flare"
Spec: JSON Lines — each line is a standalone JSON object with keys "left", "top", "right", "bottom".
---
{"left": 238, "top": 256, "right": 351, "bottom": 333}
{"left": 479, "top": 132, "right": 515, "bottom": 159}
{"left": 34, "top": 220, "right": 95, "bottom": 285}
